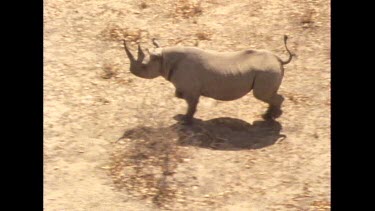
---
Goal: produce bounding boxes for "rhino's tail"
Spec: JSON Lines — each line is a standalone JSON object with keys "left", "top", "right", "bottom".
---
{"left": 280, "top": 35, "right": 295, "bottom": 65}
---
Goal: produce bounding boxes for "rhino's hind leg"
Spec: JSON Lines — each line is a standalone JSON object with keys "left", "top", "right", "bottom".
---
{"left": 253, "top": 88, "right": 284, "bottom": 120}
{"left": 261, "top": 94, "right": 284, "bottom": 120}
{"left": 175, "top": 90, "right": 184, "bottom": 99}
{"left": 252, "top": 72, "right": 284, "bottom": 120}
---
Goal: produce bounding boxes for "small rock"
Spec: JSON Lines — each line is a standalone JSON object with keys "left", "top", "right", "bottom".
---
{"left": 100, "top": 166, "right": 111, "bottom": 170}
{"left": 177, "top": 198, "right": 185, "bottom": 202}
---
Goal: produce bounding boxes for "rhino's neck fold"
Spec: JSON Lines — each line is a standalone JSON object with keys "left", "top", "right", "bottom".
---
{"left": 166, "top": 64, "right": 176, "bottom": 81}
{"left": 161, "top": 52, "right": 176, "bottom": 82}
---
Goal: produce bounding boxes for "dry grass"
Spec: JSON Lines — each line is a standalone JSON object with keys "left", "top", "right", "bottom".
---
{"left": 109, "top": 125, "right": 187, "bottom": 209}
{"left": 173, "top": 0, "right": 203, "bottom": 19}
{"left": 195, "top": 30, "right": 212, "bottom": 41}
{"left": 283, "top": 92, "right": 310, "bottom": 105}
{"left": 107, "top": 96, "right": 189, "bottom": 208}
{"left": 310, "top": 200, "right": 330, "bottom": 210}
{"left": 99, "top": 24, "right": 144, "bottom": 42}
{"left": 300, "top": 9, "right": 317, "bottom": 28}
{"left": 100, "top": 62, "right": 119, "bottom": 79}
{"left": 301, "top": 9, "right": 315, "bottom": 24}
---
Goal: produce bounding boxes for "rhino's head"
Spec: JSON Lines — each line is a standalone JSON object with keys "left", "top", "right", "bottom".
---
{"left": 123, "top": 40, "right": 162, "bottom": 79}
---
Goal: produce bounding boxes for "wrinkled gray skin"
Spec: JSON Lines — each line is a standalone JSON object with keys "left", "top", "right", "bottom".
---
{"left": 123, "top": 36, "right": 294, "bottom": 124}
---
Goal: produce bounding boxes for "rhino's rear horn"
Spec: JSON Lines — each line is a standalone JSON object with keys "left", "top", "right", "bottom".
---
{"left": 123, "top": 40, "right": 135, "bottom": 62}
{"left": 137, "top": 43, "right": 145, "bottom": 61}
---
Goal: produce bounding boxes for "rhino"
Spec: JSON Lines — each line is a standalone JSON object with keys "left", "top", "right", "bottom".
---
{"left": 123, "top": 35, "right": 294, "bottom": 124}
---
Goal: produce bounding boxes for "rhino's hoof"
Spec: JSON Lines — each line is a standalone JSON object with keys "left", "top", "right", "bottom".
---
{"left": 181, "top": 118, "right": 193, "bottom": 125}
{"left": 173, "top": 114, "right": 193, "bottom": 124}
{"left": 262, "top": 112, "right": 274, "bottom": 120}
{"left": 180, "top": 115, "right": 193, "bottom": 125}
{"left": 271, "top": 107, "right": 282, "bottom": 119}
{"left": 262, "top": 107, "right": 282, "bottom": 120}
{"left": 173, "top": 114, "right": 185, "bottom": 121}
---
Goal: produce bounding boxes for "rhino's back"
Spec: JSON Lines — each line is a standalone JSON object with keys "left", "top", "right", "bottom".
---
{"left": 164, "top": 46, "right": 280, "bottom": 73}
{"left": 188, "top": 48, "right": 279, "bottom": 101}
{"left": 164, "top": 47, "right": 281, "bottom": 101}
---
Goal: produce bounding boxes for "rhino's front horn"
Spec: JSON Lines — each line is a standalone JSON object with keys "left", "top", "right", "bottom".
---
{"left": 123, "top": 40, "right": 135, "bottom": 63}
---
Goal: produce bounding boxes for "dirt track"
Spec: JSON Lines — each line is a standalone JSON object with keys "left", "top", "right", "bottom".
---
{"left": 44, "top": 0, "right": 330, "bottom": 210}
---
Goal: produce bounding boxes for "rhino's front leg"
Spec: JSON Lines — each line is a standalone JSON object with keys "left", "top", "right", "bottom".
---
{"left": 182, "top": 95, "right": 200, "bottom": 125}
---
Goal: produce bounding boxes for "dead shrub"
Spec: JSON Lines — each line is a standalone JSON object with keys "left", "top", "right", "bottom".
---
{"left": 196, "top": 31, "right": 211, "bottom": 41}
{"left": 139, "top": 2, "right": 148, "bottom": 9}
{"left": 100, "top": 62, "right": 119, "bottom": 79}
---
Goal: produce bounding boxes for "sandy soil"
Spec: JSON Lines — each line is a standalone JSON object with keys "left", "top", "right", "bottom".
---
{"left": 44, "top": 0, "right": 330, "bottom": 210}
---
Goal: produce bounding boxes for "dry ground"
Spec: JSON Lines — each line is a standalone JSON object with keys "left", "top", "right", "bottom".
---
{"left": 44, "top": 0, "right": 330, "bottom": 210}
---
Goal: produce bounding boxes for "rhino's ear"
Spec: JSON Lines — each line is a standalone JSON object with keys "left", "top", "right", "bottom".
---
{"left": 150, "top": 48, "right": 162, "bottom": 59}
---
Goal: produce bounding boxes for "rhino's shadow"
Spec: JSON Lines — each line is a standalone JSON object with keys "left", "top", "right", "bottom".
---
{"left": 175, "top": 116, "right": 285, "bottom": 150}
{"left": 118, "top": 116, "right": 285, "bottom": 151}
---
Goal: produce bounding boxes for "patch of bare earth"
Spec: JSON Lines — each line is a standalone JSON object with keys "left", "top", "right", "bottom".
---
{"left": 44, "top": 0, "right": 330, "bottom": 210}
